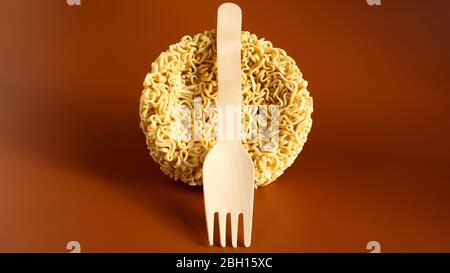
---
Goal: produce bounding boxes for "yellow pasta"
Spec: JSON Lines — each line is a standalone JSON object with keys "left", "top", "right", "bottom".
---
{"left": 139, "top": 30, "right": 313, "bottom": 187}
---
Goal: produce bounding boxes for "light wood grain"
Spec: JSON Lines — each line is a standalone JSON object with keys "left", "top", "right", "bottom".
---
{"left": 202, "top": 3, "right": 255, "bottom": 248}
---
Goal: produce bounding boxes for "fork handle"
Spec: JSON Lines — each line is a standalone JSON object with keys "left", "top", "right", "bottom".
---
{"left": 217, "top": 3, "right": 242, "bottom": 141}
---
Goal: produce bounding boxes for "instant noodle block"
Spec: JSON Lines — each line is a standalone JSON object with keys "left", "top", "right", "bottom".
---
{"left": 139, "top": 30, "right": 313, "bottom": 188}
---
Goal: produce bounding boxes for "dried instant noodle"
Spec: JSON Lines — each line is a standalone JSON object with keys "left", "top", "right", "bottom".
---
{"left": 139, "top": 30, "right": 313, "bottom": 188}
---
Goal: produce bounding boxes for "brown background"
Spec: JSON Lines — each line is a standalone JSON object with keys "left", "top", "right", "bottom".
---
{"left": 1, "top": 0, "right": 450, "bottom": 252}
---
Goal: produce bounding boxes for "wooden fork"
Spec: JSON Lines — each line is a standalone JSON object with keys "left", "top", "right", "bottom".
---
{"left": 202, "top": 3, "right": 255, "bottom": 248}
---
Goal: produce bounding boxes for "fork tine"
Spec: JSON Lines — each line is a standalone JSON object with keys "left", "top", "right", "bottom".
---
{"left": 231, "top": 213, "right": 239, "bottom": 248}
{"left": 243, "top": 212, "right": 253, "bottom": 247}
{"left": 206, "top": 211, "right": 214, "bottom": 246}
{"left": 219, "top": 213, "right": 227, "bottom": 247}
